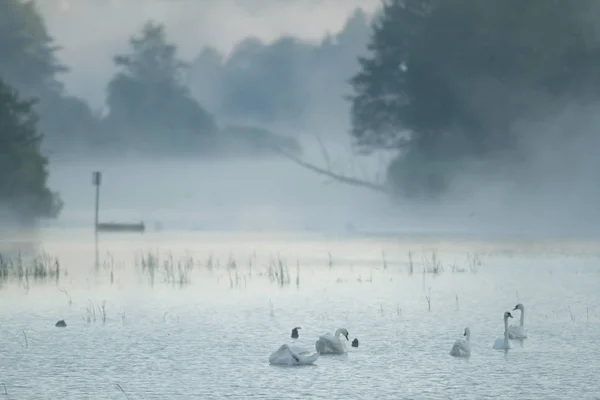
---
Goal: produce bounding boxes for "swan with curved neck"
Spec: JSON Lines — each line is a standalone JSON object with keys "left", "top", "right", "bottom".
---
{"left": 508, "top": 303, "right": 528, "bottom": 339}
{"left": 449, "top": 327, "right": 471, "bottom": 357}
{"left": 315, "top": 328, "right": 349, "bottom": 354}
{"left": 269, "top": 344, "right": 319, "bottom": 366}
{"left": 493, "top": 311, "right": 513, "bottom": 350}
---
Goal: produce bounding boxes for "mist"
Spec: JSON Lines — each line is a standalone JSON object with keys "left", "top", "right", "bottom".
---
{"left": 36, "top": 0, "right": 380, "bottom": 109}
{"left": 3, "top": 0, "right": 599, "bottom": 238}
{"left": 44, "top": 133, "right": 402, "bottom": 234}
{"left": 33, "top": 0, "right": 400, "bottom": 236}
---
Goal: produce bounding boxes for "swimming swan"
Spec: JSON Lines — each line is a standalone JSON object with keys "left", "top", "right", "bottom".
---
{"left": 493, "top": 311, "right": 513, "bottom": 350}
{"left": 508, "top": 303, "right": 528, "bottom": 339}
{"left": 315, "top": 328, "right": 349, "bottom": 354}
{"left": 268, "top": 344, "right": 319, "bottom": 366}
{"left": 449, "top": 327, "right": 471, "bottom": 357}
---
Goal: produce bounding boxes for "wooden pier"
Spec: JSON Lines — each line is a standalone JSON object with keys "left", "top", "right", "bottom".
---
{"left": 96, "top": 222, "right": 145, "bottom": 233}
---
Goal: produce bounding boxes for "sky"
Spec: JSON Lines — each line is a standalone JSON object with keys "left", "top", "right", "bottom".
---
{"left": 36, "top": 0, "right": 381, "bottom": 109}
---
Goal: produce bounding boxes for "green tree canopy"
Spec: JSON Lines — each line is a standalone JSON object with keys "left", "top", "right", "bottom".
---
{"left": 0, "top": 79, "right": 62, "bottom": 224}
{"left": 105, "top": 21, "right": 216, "bottom": 152}
{"left": 349, "top": 0, "right": 600, "bottom": 199}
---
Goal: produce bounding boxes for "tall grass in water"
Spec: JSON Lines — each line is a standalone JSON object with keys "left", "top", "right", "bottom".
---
{"left": 267, "top": 254, "right": 290, "bottom": 286}
{"left": 0, "top": 252, "right": 63, "bottom": 286}
{"left": 467, "top": 252, "right": 482, "bottom": 273}
{"left": 1, "top": 247, "right": 482, "bottom": 294}
{"left": 136, "top": 251, "right": 159, "bottom": 286}
{"left": 227, "top": 255, "right": 247, "bottom": 288}
{"left": 425, "top": 288, "right": 432, "bottom": 312}
{"left": 135, "top": 251, "right": 193, "bottom": 287}
{"left": 423, "top": 250, "right": 443, "bottom": 275}
{"left": 103, "top": 252, "right": 116, "bottom": 284}
{"left": 84, "top": 300, "right": 107, "bottom": 324}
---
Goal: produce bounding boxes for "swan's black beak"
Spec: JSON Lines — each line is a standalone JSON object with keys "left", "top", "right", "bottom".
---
{"left": 512, "top": 305, "right": 518, "bottom": 311}
{"left": 508, "top": 312, "right": 513, "bottom": 318}
{"left": 463, "top": 332, "right": 467, "bottom": 336}
{"left": 344, "top": 334, "right": 349, "bottom": 341}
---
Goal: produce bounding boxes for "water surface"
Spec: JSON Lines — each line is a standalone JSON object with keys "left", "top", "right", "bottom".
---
{"left": 1, "top": 229, "right": 599, "bottom": 399}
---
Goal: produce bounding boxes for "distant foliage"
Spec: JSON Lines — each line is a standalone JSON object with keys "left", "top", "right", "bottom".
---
{"left": 189, "top": 9, "right": 371, "bottom": 129}
{"left": 0, "top": 4, "right": 298, "bottom": 160}
{"left": 0, "top": 79, "right": 62, "bottom": 223}
{"left": 349, "top": 0, "right": 600, "bottom": 199}
{"left": 217, "top": 124, "right": 302, "bottom": 157}
{"left": 103, "top": 21, "right": 218, "bottom": 154}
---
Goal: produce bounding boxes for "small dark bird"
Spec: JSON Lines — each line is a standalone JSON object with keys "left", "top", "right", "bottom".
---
{"left": 351, "top": 338, "right": 359, "bottom": 347}
{"left": 55, "top": 320, "right": 67, "bottom": 328}
{"left": 291, "top": 327, "right": 301, "bottom": 339}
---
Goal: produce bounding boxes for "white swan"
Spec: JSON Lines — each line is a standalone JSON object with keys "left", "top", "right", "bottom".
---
{"left": 493, "top": 311, "right": 513, "bottom": 350}
{"left": 268, "top": 344, "right": 319, "bottom": 366}
{"left": 315, "top": 328, "right": 349, "bottom": 354}
{"left": 449, "top": 327, "right": 471, "bottom": 357}
{"left": 508, "top": 303, "right": 528, "bottom": 339}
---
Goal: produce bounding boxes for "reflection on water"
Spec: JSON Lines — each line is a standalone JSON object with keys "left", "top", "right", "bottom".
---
{"left": 1, "top": 229, "right": 600, "bottom": 399}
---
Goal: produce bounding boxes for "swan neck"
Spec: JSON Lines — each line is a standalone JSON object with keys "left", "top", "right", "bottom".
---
{"left": 520, "top": 309, "right": 525, "bottom": 327}
{"left": 503, "top": 317, "right": 509, "bottom": 338}
{"left": 334, "top": 329, "right": 341, "bottom": 337}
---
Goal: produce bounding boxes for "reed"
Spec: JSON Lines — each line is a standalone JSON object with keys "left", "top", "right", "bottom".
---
{"left": 426, "top": 287, "right": 432, "bottom": 312}
{"left": 1, "top": 247, "right": 483, "bottom": 293}
{"left": 407, "top": 250, "right": 414, "bottom": 275}
{"left": 423, "top": 250, "right": 443, "bottom": 275}
{"left": 116, "top": 383, "right": 130, "bottom": 400}
{"left": 59, "top": 288, "right": 72, "bottom": 306}
{"left": 0, "top": 251, "right": 63, "bottom": 284}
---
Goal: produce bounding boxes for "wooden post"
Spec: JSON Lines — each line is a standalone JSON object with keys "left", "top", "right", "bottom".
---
{"left": 93, "top": 171, "right": 101, "bottom": 268}
{"left": 92, "top": 171, "right": 101, "bottom": 232}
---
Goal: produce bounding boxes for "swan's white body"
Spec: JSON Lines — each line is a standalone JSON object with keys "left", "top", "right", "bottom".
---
{"left": 508, "top": 303, "right": 528, "bottom": 339}
{"left": 315, "top": 328, "right": 349, "bottom": 354}
{"left": 269, "top": 344, "right": 319, "bottom": 366}
{"left": 493, "top": 311, "right": 513, "bottom": 350}
{"left": 449, "top": 327, "right": 471, "bottom": 357}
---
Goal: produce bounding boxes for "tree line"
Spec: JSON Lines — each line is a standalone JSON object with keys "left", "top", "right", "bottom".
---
{"left": 0, "top": 1, "right": 301, "bottom": 160}
{"left": 3, "top": 0, "right": 600, "bottom": 224}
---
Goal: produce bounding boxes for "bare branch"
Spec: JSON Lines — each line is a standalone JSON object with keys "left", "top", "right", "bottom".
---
{"left": 313, "top": 133, "right": 332, "bottom": 171}
{"left": 274, "top": 144, "right": 391, "bottom": 195}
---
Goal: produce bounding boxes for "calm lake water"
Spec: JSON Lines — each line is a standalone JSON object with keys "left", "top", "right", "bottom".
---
{"left": 1, "top": 228, "right": 599, "bottom": 399}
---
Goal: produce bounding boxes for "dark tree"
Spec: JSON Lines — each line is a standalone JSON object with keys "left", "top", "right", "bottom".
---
{"left": 0, "top": 79, "right": 62, "bottom": 224}
{"left": 0, "top": 0, "right": 66, "bottom": 93}
{"left": 0, "top": 0, "right": 98, "bottom": 154}
{"left": 349, "top": 0, "right": 600, "bottom": 199}
{"left": 104, "top": 21, "right": 216, "bottom": 154}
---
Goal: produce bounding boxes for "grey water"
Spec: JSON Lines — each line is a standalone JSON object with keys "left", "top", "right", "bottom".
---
{"left": 1, "top": 229, "right": 599, "bottom": 399}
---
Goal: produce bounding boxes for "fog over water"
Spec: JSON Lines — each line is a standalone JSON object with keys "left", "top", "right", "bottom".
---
{"left": 3, "top": 3, "right": 600, "bottom": 399}
{"left": 11, "top": 0, "right": 599, "bottom": 238}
